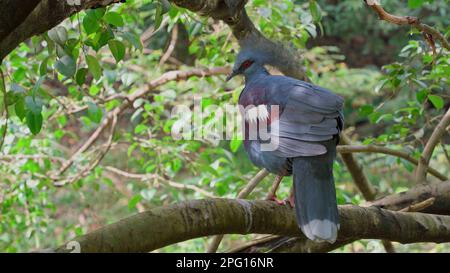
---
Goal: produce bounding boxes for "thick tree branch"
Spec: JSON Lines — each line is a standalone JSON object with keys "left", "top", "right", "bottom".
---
{"left": 369, "top": 180, "right": 450, "bottom": 216}
{"left": 56, "top": 199, "right": 450, "bottom": 253}
{"left": 0, "top": 0, "right": 124, "bottom": 61}
{"left": 228, "top": 179, "right": 450, "bottom": 253}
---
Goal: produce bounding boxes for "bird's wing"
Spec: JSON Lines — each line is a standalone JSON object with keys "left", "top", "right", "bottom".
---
{"left": 266, "top": 79, "right": 344, "bottom": 157}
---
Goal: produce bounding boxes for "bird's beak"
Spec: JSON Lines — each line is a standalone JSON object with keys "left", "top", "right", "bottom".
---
{"left": 226, "top": 70, "right": 238, "bottom": 82}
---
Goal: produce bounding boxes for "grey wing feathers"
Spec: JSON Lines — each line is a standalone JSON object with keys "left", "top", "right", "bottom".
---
{"left": 271, "top": 81, "right": 344, "bottom": 158}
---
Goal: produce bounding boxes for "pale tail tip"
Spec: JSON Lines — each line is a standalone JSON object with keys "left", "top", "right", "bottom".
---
{"left": 301, "top": 219, "right": 339, "bottom": 244}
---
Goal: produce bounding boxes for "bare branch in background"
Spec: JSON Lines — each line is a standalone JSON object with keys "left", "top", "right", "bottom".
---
{"left": 338, "top": 145, "right": 447, "bottom": 181}
{"left": 416, "top": 108, "right": 450, "bottom": 182}
{"left": 160, "top": 24, "right": 179, "bottom": 65}
{"left": 54, "top": 113, "right": 119, "bottom": 187}
{"left": 364, "top": 0, "right": 450, "bottom": 50}
{"left": 105, "top": 166, "right": 217, "bottom": 198}
{"left": 339, "top": 134, "right": 377, "bottom": 200}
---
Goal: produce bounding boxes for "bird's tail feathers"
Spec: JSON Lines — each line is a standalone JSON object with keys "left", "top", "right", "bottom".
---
{"left": 292, "top": 144, "right": 339, "bottom": 243}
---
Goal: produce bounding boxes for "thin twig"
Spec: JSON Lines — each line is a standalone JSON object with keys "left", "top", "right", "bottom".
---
{"left": 104, "top": 166, "right": 217, "bottom": 198}
{"left": 338, "top": 145, "right": 447, "bottom": 181}
{"left": 399, "top": 197, "right": 435, "bottom": 212}
{"left": 339, "top": 134, "right": 377, "bottom": 200}
{"left": 160, "top": 23, "right": 179, "bottom": 65}
{"left": 54, "top": 113, "right": 119, "bottom": 187}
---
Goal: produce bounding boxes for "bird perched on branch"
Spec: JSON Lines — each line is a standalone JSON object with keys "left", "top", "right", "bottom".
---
{"left": 227, "top": 48, "right": 344, "bottom": 243}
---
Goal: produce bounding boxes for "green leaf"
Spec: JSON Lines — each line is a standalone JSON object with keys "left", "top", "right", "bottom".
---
{"left": 161, "top": 0, "right": 171, "bottom": 13}
{"left": 87, "top": 102, "right": 103, "bottom": 123}
{"left": 128, "top": 195, "right": 142, "bottom": 210}
{"left": 127, "top": 142, "right": 138, "bottom": 157}
{"left": 378, "top": 113, "right": 393, "bottom": 122}
{"left": 31, "top": 77, "right": 44, "bottom": 97}
{"left": 12, "top": 68, "right": 26, "bottom": 81}
{"left": 368, "top": 111, "right": 382, "bottom": 124}
{"left": 26, "top": 111, "right": 43, "bottom": 135}
{"left": 105, "top": 12, "right": 124, "bottom": 27}
{"left": 422, "top": 54, "right": 433, "bottom": 64}
{"left": 428, "top": 94, "right": 444, "bottom": 109}
{"left": 55, "top": 56, "right": 76, "bottom": 77}
{"left": 90, "top": 27, "right": 115, "bottom": 51}
{"left": 15, "top": 98, "right": 26, "bottom": 121}
{"left": 89, "top": 85, "right": 100, "bottom": 96}
{"left": 86, "top": 55, "right": 102, "bottom": 80}
{"left": 359, "top": 105, "right": 374, "bottom": 117}
{"left": 39, "top": 57, "right": 49, "bottom": 76}
{"left": 25, "top": 96, "right": 42, "bottom": 114}
{"left": 108, "top": 40, "right": 126, "bottom": 62}
{"left": 309, "top": 1, "right": 322, "bottom": 22}
{"left": 374, "top": 79, "right": 388, "bottom": 94}
{"left": 5, "top": 92, "right": 20, "bottom": 106}
{"left": 134, "top": 124, "right": 148, "bottom": 134}
{"left": 171, "top": 158, "right": 182, "bottom": 172}
{"left": 408, "top": 0, "right": 426, "bottom": 8}
{"left": 87, "top": 8, "right": 106, "bottom": 19}
{"left": 416, "top": 89, "right": 428, "bottom": 103}
{"left": 83, "top": 13, "right": 101, "bottom": 35}
{"left": 230, "top": 139, "right": 242, "bottom": 153}
{"left": 48, "top": 26, "right": 68, "bottom": 45}
{"left": 75, "top": 68, "right": 88, "bottom": 86}
{"left": 154, "top": 2, "right": 164, "bottom": 29}
{"left": 121, "top": 32, "right": 143, "bottom": 51}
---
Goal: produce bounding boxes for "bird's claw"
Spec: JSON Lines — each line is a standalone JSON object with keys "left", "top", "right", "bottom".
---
{"left": 266, "top": 194, "right": 285, "bottom": 206}
{"left": 267, "top": 194, "right": 295, "bottom": 207}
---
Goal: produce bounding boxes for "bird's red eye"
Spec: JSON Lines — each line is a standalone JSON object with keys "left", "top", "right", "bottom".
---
{"left": 241, "top": 60, "right": 253, "bottom": 70}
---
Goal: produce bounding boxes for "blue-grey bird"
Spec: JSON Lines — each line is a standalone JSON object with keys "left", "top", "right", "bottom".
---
{"left": 227, "top": 48, "right": 344, "bottom": 243}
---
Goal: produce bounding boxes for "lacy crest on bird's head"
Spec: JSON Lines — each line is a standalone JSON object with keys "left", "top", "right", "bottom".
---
{"left": 237, "top": 35, "right": 305, "bottom": 76}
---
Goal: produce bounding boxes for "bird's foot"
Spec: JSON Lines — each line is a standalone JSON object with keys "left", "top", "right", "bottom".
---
{"left": 266, "top": 194, "right": 285, "bottom": 206}
{"left": 284, "top": 194, "right": 295, "bottom": 208}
